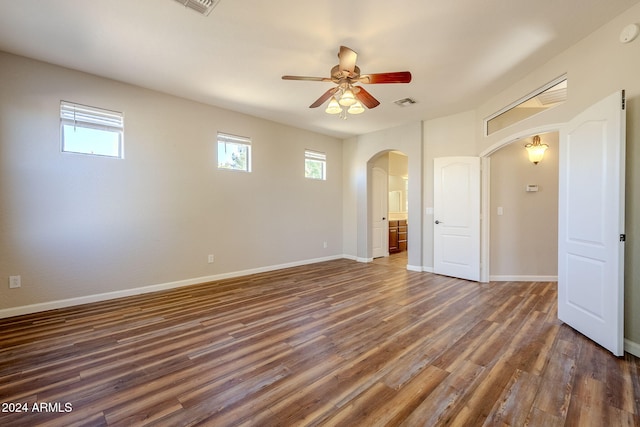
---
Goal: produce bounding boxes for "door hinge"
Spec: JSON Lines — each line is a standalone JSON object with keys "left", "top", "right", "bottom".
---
{"left": 620, "top": 234, "right": 626, "bottom": 242}
{"left": 622, "top": 90, "right": 626, "bottom": 110}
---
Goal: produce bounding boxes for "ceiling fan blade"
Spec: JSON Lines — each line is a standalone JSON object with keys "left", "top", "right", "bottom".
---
{"left": 358, "top": 71, "right": 412, "bottom": 84}
{"left": 282, "top": 75, "right": 332, "bottom": 82}
{"left": 309, "top": 87, "right": 338, "bottom": 108}
{"left": 338, "top": 46, "right": 358, "bottom": 74}
{"left": 353, "top": 86, "right": 380, "bottom": 109}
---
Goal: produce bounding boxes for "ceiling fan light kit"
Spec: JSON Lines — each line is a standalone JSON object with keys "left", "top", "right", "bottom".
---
{"left": 282, "top": 46, "right": 412, "bottom": 119}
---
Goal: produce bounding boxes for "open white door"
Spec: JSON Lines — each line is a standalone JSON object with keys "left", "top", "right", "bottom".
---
{"left": 433, "top": 157, "right": 481, "bottom": 281}
{"left": 371, "top": 167, "right": 388, "bottom": 258}
{"left": 558, "top": 90, "right": 626, "bottom": 356}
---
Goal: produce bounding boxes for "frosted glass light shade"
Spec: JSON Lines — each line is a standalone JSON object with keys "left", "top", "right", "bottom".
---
{"left": 325, "top": 97, "right": 342, "bottom": 114}
{"left": 525, "top": 135, "right": 549, "bottom": 165}
{"left": 348, "top": 101, "right": 365, "bottom": 114}
{"left": 338, "top": 88, "right": 357, "bottom": 106}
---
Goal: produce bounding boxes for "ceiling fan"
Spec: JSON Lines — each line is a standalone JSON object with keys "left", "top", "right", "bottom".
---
{"left": 282, "top": 46, "right": 412, "bottom": 116}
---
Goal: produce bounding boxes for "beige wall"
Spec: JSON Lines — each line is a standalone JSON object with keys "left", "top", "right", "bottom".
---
{"left": 489, "top": 132, "right": 559, "bottom": 279}
{"left": 341, "top": 122, "right": 423, "bottom": 269}
{"left": 0, "top": 52, "right": 343, "bottom": 315}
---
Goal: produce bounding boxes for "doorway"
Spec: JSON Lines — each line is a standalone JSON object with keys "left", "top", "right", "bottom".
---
{"left": 479, "top": 103, "right": 625, "bottom": 355}
{"left": 488, "top": 132, "right": 559, "bottom": 281}
{"left": 369, "top": 150, "right": 409, "bottom": 261}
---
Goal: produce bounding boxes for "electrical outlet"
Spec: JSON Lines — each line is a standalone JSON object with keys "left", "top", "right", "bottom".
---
{"left": 323, "top": 241, "right": 328, "bottom": 249}
{"left": 208, "top": 254, "right": 214, "bottom": 264}
{"left": 9, "top": 275, "right": 21, "bottom": 289}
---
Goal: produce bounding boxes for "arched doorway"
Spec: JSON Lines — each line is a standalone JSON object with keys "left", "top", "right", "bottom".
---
{"left": 368, "top": 150, "right": 409, "bottom": 261}
{"left": 486, "top": 132, "right": 559, "bottom": 281}
{"left": 479, "top": 123, "right": 563, "bottom": 282}
{"left": 346, "top": 121, "right": 422, "bottom": 270}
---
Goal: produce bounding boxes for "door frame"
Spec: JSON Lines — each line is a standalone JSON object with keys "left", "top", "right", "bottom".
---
{"left": 363, "top": 147, "right": 419, "bottom": 268}
{"left": 478, "top": 123, "right": 565, "bottom": 283}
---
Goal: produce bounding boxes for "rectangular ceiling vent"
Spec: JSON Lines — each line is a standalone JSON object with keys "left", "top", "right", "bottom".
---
{"left": 174, "top": 0, "right": 220, "bottom": 16}
{"left": 394, "top": 97, "right": 418, "bottom": 107}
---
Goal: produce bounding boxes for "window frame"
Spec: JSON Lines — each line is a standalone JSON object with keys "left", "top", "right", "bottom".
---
{"left": 60, "top": 101, "right": 124, "bottom": 158}
{"left": 484, "top": 74, "right": 567, "bottom": 136}
{"left": 304, "top": 149, "right": 327, "bottom": 180}
{"left": 217, "top": 132, "right": 252, "bottom": 173}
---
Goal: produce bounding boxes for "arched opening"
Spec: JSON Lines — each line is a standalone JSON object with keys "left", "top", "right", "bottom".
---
{"left": 346, "top": 121, "right": 422, "bottom": 270}
{"left": 487, "top": 132, "right": 559, "bottom": 281}
{"left": 367, "top": 150, "right": 410, "bottom": 265}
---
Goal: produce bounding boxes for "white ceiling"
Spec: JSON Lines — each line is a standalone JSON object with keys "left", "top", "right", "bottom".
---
{"left": 0, "top": 0, "right": 638, "bottom": 138}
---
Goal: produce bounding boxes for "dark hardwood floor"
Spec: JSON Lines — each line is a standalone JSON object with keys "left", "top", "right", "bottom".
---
{"left": 1, "top": 254, "right": 639, "bottom": 426}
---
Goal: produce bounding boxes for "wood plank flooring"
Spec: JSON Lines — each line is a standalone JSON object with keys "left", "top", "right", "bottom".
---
{"left": 1, "top": 255, "right": 639, "bottom": 426}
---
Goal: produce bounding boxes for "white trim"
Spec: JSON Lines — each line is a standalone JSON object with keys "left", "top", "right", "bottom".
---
{"left": 480, "top": 124, "right": 564, "bottom": 158}
{"left": 624, "top": 339, "right": 640, "bottom": 358}
{"left": 0, "top": 255, "right": 343, "bottom": 319}
{"left": 489, "top": 275, "right": 558, "bottom": 282}
{"left": 480, "top": 156, "right": 490, "bottom": 283}
{"left": 479, "top": 124, "right": 563, "bottom": 285}
{"left": 340, "top": 254, "right": 376, "bottom": 263}
{"left": 406, "top": 264, "right": 423, "bottom": 272}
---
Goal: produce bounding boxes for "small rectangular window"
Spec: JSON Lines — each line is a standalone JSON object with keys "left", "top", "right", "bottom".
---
{"left": 485, "top": 76, "right": 567, "bottom": 136}
{"left": 217, "top": 132, "right": 251, "bottom": 172}
{"left": 305, "top": 149, "right": 326, "bottom": 180}
{"left": 60, "top": 101, "right": 124, "bottom": 158}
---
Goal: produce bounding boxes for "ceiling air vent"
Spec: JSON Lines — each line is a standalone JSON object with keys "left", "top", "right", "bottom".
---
{"left": 394, "top": 97, "right": 417, "bottom": 107}
{"left": 173, "top": 0, "right": 221, "bottom": 16}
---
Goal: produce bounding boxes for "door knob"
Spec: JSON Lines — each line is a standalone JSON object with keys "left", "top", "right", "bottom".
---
{"left": 382, "top": 217, "right": 386, "bottom": 220}
{"left": 435, "top": 220, "right": 442, "bottom": 224}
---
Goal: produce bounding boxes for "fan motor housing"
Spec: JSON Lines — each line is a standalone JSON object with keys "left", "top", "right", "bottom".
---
{"left": 331, "top": 65, "right": 360, "bottom": 82}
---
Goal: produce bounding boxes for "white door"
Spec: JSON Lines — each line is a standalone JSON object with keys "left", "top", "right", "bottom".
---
{"left": 372, "top": 167, "right": 388, "bottom": 258}
{"left": 433, "top": 157, "right": 481, "bottom": 281}
{"left": 558, "top": 90, "right": 626, "bottom": 356}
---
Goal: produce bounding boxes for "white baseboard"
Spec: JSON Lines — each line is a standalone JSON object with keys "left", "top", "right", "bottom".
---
{"left": 6, "top": 259, "right": 639, "bottom": 359}
{"left": 407, "top": 264, "right": 425, "bottom": 272}
{"left": 0, "top": 255, "right": 344, "bottom": 319}
{"left": 625, "top": 338, "right": 640, "bottom": 358}
{"left": 489, "top": 275, "right": 558, "bottom": 282}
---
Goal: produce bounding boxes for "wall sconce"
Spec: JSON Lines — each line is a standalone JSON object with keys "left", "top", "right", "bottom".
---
{"left": 525, "top": 135, "right": 549, "bottom": 165}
